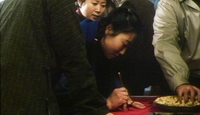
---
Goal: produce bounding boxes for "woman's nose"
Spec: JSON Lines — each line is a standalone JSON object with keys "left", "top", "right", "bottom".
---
{"left": 95, "top": 5, "right": 101, "bottom": 12}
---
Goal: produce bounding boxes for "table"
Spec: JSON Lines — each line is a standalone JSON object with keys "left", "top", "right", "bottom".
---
{"left": 111, "top": 96, "right": 200, "bottom": 115}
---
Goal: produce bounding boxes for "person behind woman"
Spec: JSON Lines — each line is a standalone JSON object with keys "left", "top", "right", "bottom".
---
{"left": 75, "top": 0, "right": 114, "bottom": 21}
{"left": 76, "top": 0, "right": 116, "bottom": 42}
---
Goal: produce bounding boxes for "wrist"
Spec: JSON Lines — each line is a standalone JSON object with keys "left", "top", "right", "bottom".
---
{"left": 106, "top": 98, "right": 112, "bottom": 110}
{"left": 107, "top": 98, "right": 117, "bottom": 110}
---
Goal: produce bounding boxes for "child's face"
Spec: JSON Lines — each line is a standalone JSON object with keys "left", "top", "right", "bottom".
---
{"left": 79, "top": 0, "right": 107, "bottom": 20}
{"left": 101, "top": 32, "right": 136, "bottom": 59}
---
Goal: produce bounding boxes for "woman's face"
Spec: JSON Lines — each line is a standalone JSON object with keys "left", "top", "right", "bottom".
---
{"left": 79, "top": 0, "right": 107, "bottom": 20}
{"left": 101, "top": 25, "right": 136, "bottom": 59}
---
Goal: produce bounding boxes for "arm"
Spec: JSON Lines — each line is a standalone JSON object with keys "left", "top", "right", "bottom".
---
{"left": 152, "top": 0, "right": 189, "bottom": 91}
{"left": 48, "top": 1, "right": 109, "bottom": 114}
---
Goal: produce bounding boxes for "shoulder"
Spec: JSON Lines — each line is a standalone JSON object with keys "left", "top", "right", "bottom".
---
{"left": 80, "top": 19, "right": 99, "bottom": 26}
{"left": 156, "top": 0, "right": 185, "bottom": 17}
{"left": 80, "top": 19, "right": 99, "bottom": 33}
{"left": 158, "top": 0, "right": 183, "bottom": 7}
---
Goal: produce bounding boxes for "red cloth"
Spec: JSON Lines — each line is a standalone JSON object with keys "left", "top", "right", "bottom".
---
{"left": 111, "top": 96, "right": 200, "bottom": 115}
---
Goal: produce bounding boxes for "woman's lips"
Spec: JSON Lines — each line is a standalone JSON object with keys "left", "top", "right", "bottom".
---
{"left": 92, "top": 15, "right": 100, "bottom": 19}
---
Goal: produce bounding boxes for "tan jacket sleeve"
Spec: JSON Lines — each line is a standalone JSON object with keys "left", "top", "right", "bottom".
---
{"left": 152, "top": 0, "right": 189, "bottom": 91}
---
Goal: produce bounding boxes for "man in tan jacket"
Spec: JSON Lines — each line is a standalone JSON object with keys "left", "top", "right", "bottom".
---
{"left": 153, "top": 0, "right": 200, "bottom": 102}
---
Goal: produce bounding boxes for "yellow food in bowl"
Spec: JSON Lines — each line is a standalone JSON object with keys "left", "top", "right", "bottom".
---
{"left": 154, "top": 96, "right": 200, "bottom": 106}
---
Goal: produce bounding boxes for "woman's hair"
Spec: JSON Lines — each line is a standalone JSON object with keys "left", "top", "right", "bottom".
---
{"left": 75, "top": 0, "right": 112, "bottom": 9}
{"left": 96, "top": 7, "right": 142, "bottom": 40}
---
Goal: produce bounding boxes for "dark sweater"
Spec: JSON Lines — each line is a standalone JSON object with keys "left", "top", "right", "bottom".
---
{"left": 1, "top": 0, "right": 109, "bottom": 114}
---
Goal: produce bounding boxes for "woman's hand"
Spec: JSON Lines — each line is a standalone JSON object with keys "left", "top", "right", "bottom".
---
{"left": 107, "top": 87, "right": 129, "bottom": 110}
{"left": 127, "top": 97, "right": 146, "bottom": 109}
{"left": 131, "top": 101, "right": 146, "bottom": 109}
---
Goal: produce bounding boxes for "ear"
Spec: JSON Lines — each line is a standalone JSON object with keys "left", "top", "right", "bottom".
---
{"left": 105, "top": 24, "right": 113, "bottom": 35}
{"left": 77, "top": 0, "right": 82, "bottom": 7}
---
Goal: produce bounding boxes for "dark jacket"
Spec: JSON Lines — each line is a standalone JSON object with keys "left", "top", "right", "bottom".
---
{"left": 53, "top": 19, "right": 121, "bottom": 113}
{"left": 81, "top": 19, "right": 122, "bottom": 97}
{"left": 1, "top": 0, "right": 109, "bottom": 115}
{"left": 86, "top": 40, "right": 122, "bottom": 98}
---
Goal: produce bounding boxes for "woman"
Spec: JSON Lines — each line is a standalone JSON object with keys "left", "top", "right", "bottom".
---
{"left": 80, "top": 7, "right": 145, "bottom": 110}
{"left": 75, "top": 0, "right": 114, "bottom": 21}
{"left": 110, "top": 0, "right": 170, "bottom": 96}
{"left": 54, "top": 6, "right": 145, "bottom": 115}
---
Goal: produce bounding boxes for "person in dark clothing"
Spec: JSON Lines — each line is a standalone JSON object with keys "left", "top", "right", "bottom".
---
{"left": 1, "top": 0, "right": 111, "bottom": 115}
{"left": 81, "top": 7, "right": 147, "bottom": 110}
{"left": 54, "top": 7, "right": 146, "bottom": 113}
{"left": 53, "top": 0, "right": 115, "bottom": 115}
{"left": 75, "top": 0, "right": 113, "bottom": 21}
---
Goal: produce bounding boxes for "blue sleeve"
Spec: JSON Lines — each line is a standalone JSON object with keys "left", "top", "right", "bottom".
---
{"left": 80, "top": 19, "right": 99, "bottom": 42}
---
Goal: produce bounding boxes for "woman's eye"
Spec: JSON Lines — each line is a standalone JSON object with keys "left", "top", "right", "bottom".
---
{"left": 92, "top": 3, "right": 98, "bottom": 5}
{"left": 101, "top": 5, "right": 106, "bottom": 8}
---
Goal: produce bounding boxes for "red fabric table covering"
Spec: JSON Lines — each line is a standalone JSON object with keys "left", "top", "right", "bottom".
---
{"left": 111, "top": 96, "right": 200, "bottom": 115}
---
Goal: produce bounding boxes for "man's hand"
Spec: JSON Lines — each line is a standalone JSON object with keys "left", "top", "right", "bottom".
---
{"left": 107, "top": 87, "right": 129, "bottom": 110}
{"left": 176, "top": 84, "right": 200, "bottom": 103}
